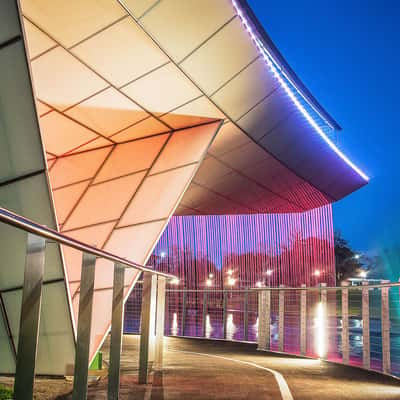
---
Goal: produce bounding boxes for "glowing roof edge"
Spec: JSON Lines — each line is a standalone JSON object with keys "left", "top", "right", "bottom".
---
{"left": 232, "top": 0, "right": 369, "bottom": 182}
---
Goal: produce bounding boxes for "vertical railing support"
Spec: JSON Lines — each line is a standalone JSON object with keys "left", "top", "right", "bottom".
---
{"left": 320, "top": 283, "right": 327, "bottom": 359}
{"left": 14, "top": 234, "right": 46, "bottom": 400}
{"left": 72, "top": 252, "right": 97, "bottom": 400}
{"left": 139, "top": 272, "right": 157, "bottom": 384}
{"left": 181, "top": 289, "right": 187, "bottom": 336}
{"left": 243, "top": 290, "right": 249, "bottom": 341}
{"left": 154, "top": 276, "right": 166, "bottom": 370}
{"left": 300, "top": 284, "right": 307, "bottom": 356}
{"left": 202, "top": 290, "right": 208, "bottom": 337}
{"left": 381, "top": 280, "right": 391, "bottom": 374}
{"left": 278, "top": 285, "right": 285, "bottom": 352}
{"left": 108, "top": 263, "right": 125, "bottom": 400}
{"left": 257, "top": 290, "right": 269, "bottom": 350}
{"left": 341, "top": 281, "right": 349, "bottom": 364}
{"left": 362, "top": 281, "right": 370, "bottom": 369}
{"left": 223, "top": 291, "right": 228, "bottom": 339}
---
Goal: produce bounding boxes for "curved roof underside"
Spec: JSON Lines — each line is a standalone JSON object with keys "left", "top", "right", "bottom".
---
{"left": 21, "top": 0, "right": 368, "bottom": 215}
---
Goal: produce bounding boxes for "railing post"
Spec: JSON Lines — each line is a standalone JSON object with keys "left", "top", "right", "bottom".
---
{"left": 243, "top": 290, "right": 249, "bottom": 341}
{"left": 108, "top": 263, "right": 125, "bottom": 400}
{"left": 72, "top": 252, "right": 97, "bottom": 400}
{"left": 278, "top": 285, "right": 285, "bottom": 352}
{"left": 223, "top": 291, "right": 228, "bottom": 339}
{"left": 362, "top": 281, "right": 370, "bottom": 369}
{"left": 154, "top": 276, "right": 166, "bottom": 370}
{"left": 181, "top": 288, "right": 187, "bottom": 336}
{"left": 341, "top": 281, "right": 349, "bottom": 364}
{"left": 14, "top": 234, "right": 46, "bottom": 400}
{"left": 139, "top": 272, "right": 157, "bottom": 384}
{"left": 381, "top": 280, "right": 391, "bottom": 374}
{"left": 202, "top": 290, "right": 208, "bottom": 337}
{"left": 320, "top": 283, "right": 327, "bottom": 359}
{"left": 257, "top": 290, "right": 271, "bottom": 350}
{"left": 300, "top": 284, "right": 307, "bottom": 356}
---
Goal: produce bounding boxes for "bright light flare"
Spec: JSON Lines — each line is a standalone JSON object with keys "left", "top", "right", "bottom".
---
{"left": 256, "top": 281, "right": 263, "bottom": 288}
{"left": 227, "top": 269, "right": 233, "bottom": 276}
{"left": 171, "top": 278, "right": 180, "bottom": 285}
{"left": 266, "top": 269, "right": 273, "bottom": 276}
{"left": 228, "top": 277, "right": 236, "bottom": 286}
{"left": 206, "top": 278, "right": 212, "bottom": 287}
{"left": 314, "top": 270, "right": 320, "bottom": 277}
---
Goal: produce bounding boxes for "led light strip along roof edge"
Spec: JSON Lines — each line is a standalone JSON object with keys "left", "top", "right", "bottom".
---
{"left": 231, "top": 0, "right": 369, "bottom": 182}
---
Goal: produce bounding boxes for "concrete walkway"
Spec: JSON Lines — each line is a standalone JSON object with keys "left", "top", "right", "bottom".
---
{"left": 1, "top": 336, "right": 400, "bottom": 399}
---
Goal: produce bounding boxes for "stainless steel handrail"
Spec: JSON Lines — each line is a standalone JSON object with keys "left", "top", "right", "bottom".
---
{"left": 0, "top": 206, "right": 175, "bottom": 280}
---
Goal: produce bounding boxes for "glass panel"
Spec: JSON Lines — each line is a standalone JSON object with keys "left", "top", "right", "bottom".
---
{"left": 0, "top": 41, "right": 45, "bottom": 182}
{"left": 0, "top": 306, "right": 15, "bottom": 373}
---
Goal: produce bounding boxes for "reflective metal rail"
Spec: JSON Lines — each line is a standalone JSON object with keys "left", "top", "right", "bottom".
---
{"left": 0, "top": 207, "right": 176, "bottom": 400}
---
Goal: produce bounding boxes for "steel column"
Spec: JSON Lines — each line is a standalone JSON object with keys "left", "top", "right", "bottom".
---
{"left": 139, "top": 272, "right": 157, "bottom": 384}
{"left": 278, "top": 286, "right": 285, "bottom": 352}
{"left": 108, "top": 263, "right": 125, "bottom": 400}
{"left": 154, "top": 276, "right": 166, "bottom": 370}
{"left": 14, "top": 234, "right": 46, "bottom": 400}
{"left": 72, "top": 252, "right": 96, "bottom": 400}
{"left": 181, "top": 289, "right": 187, "bottom": 336}
{"left": 300, "top": 284, "right": 307, "bottom": 356}
{"left": 381, "top": 281, "right": 391, "bottom": 374}
{"left": 341, "top": 282, "right": 349, "bottom": 364}
{"left": 243, "top": 290, "right": 249, "bottom": 341}
{"left": 202, "top": 290, "right": 208, "bottom": 337}
{"left": 320, "top": 283, "right": 327, "bottom": 359}
{"left": 223, "top": 291, "right": 228, "bottom": 339}
{"left": 362, "top": 281, "right": 370, "bottom": 369}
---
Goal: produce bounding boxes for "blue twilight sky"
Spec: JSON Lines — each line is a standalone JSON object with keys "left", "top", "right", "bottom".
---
{"left": 248, "top": 0, "right": 400, "bottom": 256}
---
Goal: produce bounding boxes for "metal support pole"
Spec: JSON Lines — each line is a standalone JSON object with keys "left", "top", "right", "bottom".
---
{"left": 300, "top": 284, "right": 307, "bottom": 356}
{"left": 154, "top": 276, "right": 166, "bottom": 370}
{"left": 243, "top": 290, "right": 249, "bottom": 341}
{"left": 181, "top": 289, "right": 187, "bottom": 336}
{"left": 278, "top": 285, "right": 285, "bottom": 352}
{"left": 202, "top": 290, "right": 208, "bottom": 337}
{"left": 320, "top": 283, "right": 327, "bottom": 359}
{"left": 72, "top": 252, "right": 96, "bottom": 400}
{"left": 139, "top": 272, "right": 157, "bottom": 384}
{"left": 381, "top": 280, "right": 391, "bottom": 374}
{"left": 108, "top": 263, "right": 125, "bottom": 400}
{"left": 14, "top": 234, "right": 46, "bottom": 400}
{"left": 257, "top": 290, "right": 270, "bottom": 350}
{"left": 223, "top": 291, "right": 228, "bottom": 339}
{"left": 362, "top": 281, "right": 370, "bottom": 369}
{"left": 341, "top": 282, "right": 349, "bottom": 364}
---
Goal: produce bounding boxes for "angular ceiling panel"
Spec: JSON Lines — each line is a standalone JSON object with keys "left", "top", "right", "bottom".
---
{"left": 65, "top": 87, "right": 148, "bottom": 136}
{"left": 22, "top": 17, "right": 56, "bottom": 59}
{"left": 138, "top": 0, "right": 236, "bottom": 62}
{"left": 122, "top": 62, "right": 201, "bottom": 115}
{"left": 21, "top": 0, "right": 127, "bottom": 48}
{"left": 31, "top": 46, "right": 108, "bottom": 110}
{"left": 72, "top": 18, "right": 168, "bottom": 87}
{"left": 181, "top": 16, "right": 259, "bottom": 94}
{"left": 93, "top": 134, "right": 169, "bottom": 184}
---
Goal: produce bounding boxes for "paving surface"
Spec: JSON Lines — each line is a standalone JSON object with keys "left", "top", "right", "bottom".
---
{"left": 1, "top": 335, "right": 400, "bottom": 399}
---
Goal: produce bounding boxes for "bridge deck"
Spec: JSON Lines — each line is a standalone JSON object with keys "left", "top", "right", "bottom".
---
{"left": 1, "top": 336, "right": 399, "bottom": 399}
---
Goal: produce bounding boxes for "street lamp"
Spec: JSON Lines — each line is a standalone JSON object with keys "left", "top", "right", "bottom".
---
{"left": 171, "top": 278, "right": 179, "bottom": 285}
{"left": 227, "top": 277, "right": 235, "bottom": 286}
{"left": 209, "top": 273, "right": 214, "bottom": 279}
{"left": 206, "top": 278, "right": 212, "bottom": 287}
{"left": 256, "top": 281, "right": 262, "bottom": 288}
{"left": 314, "top": 270, "right": 321, "bottom": 277}
{"left": 359, "top": 270, "right": 368, "bottom": 279}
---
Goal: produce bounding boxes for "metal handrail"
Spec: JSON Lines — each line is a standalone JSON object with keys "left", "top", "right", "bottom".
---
{"left": 0, "top": 206, "right": 175, "bottom": 280}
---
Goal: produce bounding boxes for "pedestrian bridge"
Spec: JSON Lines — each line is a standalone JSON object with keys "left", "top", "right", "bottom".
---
{"left": 1, "top": 207, "right": 400, "bottom": 400}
